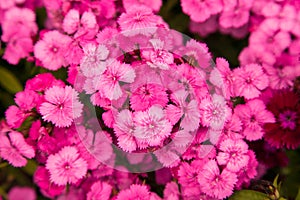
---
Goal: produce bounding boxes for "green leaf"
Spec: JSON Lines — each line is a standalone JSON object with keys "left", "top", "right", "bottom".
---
{"left": 273, "top": 174, "right": 279, "bottom": 188}
{"left": 229, "top": 190, "right": 270, "bottom": 200}
{"left": 0, "top": 66, "right": 23, "bottom": 94}
{"left": 22, "top": 160, "right": 37, "bottom": 176}
{"left": 296, "top": 187, "right": 300, "bottom": 200}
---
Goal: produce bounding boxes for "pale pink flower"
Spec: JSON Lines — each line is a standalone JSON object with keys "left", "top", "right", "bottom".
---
{"left": 130, "top": 83, "right": 168, "bottom": 111}
{"left": 190, "top": 15, "right": 219, "bottom": 37}
{"left": 39, "top": 86, "right": 83, "bottom": 128}
{"left": 116, "top": 184, "right": 150, "bottom": 200}
{"left": 166, "top": 90, "right": 200, "bottom": 131}
{"left": 233, "top": 64, "right": 269, "bottom": 99}
{"left": 8, "top": 187, "right": 36, "bottom": 200}
{"left": 200, "top": 94, "right": 231, "bottom": 130}
{"left": 118, "top": 5, "right": 158, "bottom": 36}
{"left": 87, "top": 181, "right": 112, "bottom": 200}
{"left": 134, "top": 105, "right": 172, "bottom": 146}
{"left": 80, "top": 44, "right": 109, "bottom": 77}
{"left": 0, "top": 131, "right": 35, "bottom": 167}
{"left": 114, "top": 109, "right": 138, "bottom": 152}
{"left": 217, "top": 139, "right": 250, "bottom": 172}
{"left": 235, "top": 99, "right": 275, "bottom": 141}
{"left": 142, "top": 39, "right": 174, "bottom": 70}
{"left": 198, "top": 160, "right": 237, "bottom": 199}
{"left": 94, "top": 60, "right": 136, "bottom": 100}
{"left": 46, "top": 146, "right": 88, "bottom": 186}
{"left": 34, "top": 31, "right": 72, "bottom": 70}
{"left": 238, "top": 47, "right": 276, "bottom": 67}
{"left": 181, "top": 0, "right": 223, "bottom": 23}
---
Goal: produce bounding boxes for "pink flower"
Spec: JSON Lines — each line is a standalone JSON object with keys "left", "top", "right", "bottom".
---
{"left": 190, "top": 15, "right": 219, "bottom": 37}
{"left": 63, "top": 9, "right": 98, "bottom": 39}
{"left": 80, "top": 44, "right": 109, "bottom": 77}
{"left": 1, "top": 7, "right": 37, "bottom": 42}
{"left": 166, "top": 90, "right": 200, "bottom": 131}
{"left": 217, "top": 139, "right": 250, "bottom": 172}
{"left": 235, "top": 99, "right": 275, "bottom": 141}
{"left": 34, "top": 31, "right": 72, "bottom": 70}
{"left": 233, "top": 64, "right": 269, "bottom": 99}
{"left": 94, "top": 60, "right": 136, "bottom": 100}
{"left": 39, "top": 86, "right": 83, "bottom": 128}
{"left": 200, "top": 94, "right": 231, "bottom": 130}
{"left": 118, "top": 5, "right": 158, "bottom": 36}
{"left": 133, "top": 105, "right": 172, "bottom": 146}
{"left": 25, "top": 73, "right": 65, "bottom": 93}
{"left": 164, "top": 182, "right": 180, "bottom": 200}
{"left": 116, "top": 184, "right": 150, "bottom": 200}
{"left": 87, "top": 181, "right": 112, "bottom": 200}
{"left": 130, "top": 83, "right": 168, "bottom": 111}
{"left": 198, "top": 160, "right": 237, "bottom": 199}
{"left": 181, "top": 0, "right": 223, "bottom": 23}
{"left": 0, "top": 131, "right": 35, "bottom": 167}
{"left": 114, "top": 109, "right": 138, "bottom": 152}
{"left": 8, "top": 187, "right": 36, "bottom": 200}
{"left": 122, "top": 0, "right": 162, "bottom": 12}
{"left": 46, "top": 146, "right": 88, "bottom": 186}
{"left": 34, "top": 166, "right": 65, "bottom": 198}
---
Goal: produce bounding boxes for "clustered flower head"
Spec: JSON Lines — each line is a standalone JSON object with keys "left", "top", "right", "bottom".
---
{"left": 0, "top": 0, "right": 299, "bottom": 200}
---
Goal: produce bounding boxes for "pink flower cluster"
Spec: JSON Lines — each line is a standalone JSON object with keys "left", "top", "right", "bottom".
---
{"left": 0, "top": 0, "right": 299, "bottom": 200}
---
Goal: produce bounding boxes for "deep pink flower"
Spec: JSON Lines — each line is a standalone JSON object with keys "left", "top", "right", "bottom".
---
{"left": 198, "top": 160, "right": 237, "bottom": 199}
{"left": 130, "top": 83, "right": 168, "bottom": 111}
{"left": 87, "top": 181, "right": 112, "bottom": 200}
{"left": 94, "top": 60, "right": 136, "bottom": 100}
{"left": 25, "top": 73, "right": 65, "bottom": 93}
{"left": 0, "top": 131, "right": 35, "bottom": 167}
{"left": 233, "top": 64, "right": 269, "bottom": 99}
{"left": 217, "top": 139, "right": 250, "bottom": 172}
{"left": 46, "top": 146, "right": 88, "bottom": 186}
{"left": 265, "top": 90, "right": 300, "bottom": 149}
{"left": 39, "top": 86, "right": 83, "bottom": 128}
{"left": 118, "top": 5, "right": 158, "bottom": 36}
{"left": 80, "top": 44, "right": 109, "bottom": 77}
{"left": 133, "top": 105, "right": 172, "bottom": 146}
{"left": 122, "top": 0, "right": 162, "bottom": 12}
{"left": 8, "top": 187, "right": 36, "bottom": 200}
{"left": 190, "top": 15, "right": 219, "bottom": 37}
{"left": 181, "top": 0, "right": 223, "bottom": 23}
{"left": 164, "top": 182, "right": 180, "bottom": 200}
{"left": 116, "top": 184, "right": 150, "bottom": 200}
{"left": 235, "top": 99, "right": 275, "bottom": 141}
{"left": 34, "top": 31, "right": 72, "bottom": 70}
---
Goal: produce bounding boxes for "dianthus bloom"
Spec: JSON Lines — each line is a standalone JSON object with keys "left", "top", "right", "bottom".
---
{"left": 46, "top": 146, "right": 88, "bottom": 186}
{"left": 134, "top": 105, "right": 172, "bottom": 146}
{"left": 39, "top": 86, "right": 83, "bottom": 128}
{"left": 0, "top": 131, "right": 35, "bottom": 167}
{"left": 233, "top": 64, "right": 269, "bottom": 99}
{"left": 116, "top": 184, "right": 150, "bottom": 200}
{"left": 235, "top": 99, "right": 275, "bottom": 141}
{"left": 217, "top": 139, "right": 249, "bottom": 172}
{"left": 34, "top": 31, "right": 72, "bottom": 70}
{"left": 198, "top": 160, "right": 237, "bottom": 199}
{"left": 264, "top": 90, "right": 300, "bottom": 149}
{"left": 87, "top": 181, "right": 112, "bottom": 200}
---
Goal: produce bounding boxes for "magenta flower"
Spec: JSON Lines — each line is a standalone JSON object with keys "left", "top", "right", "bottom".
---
{"left": 134, "top": 105, "right": 172, "bottom": 146}
{"left": 0, "top": 131, "right": 35, "bottom": 167}
{"left": 122, "top": 0, "right": 162, "bottom": 12}
{"left": 217, "top": 139, "right": 250, "bottom": 172}
{"left": 8, "top": 187, "right": 36, "bottom": 200}
{"left": 39, "top": 86, "right": 83, "bottom": 128}
{"left": 116, "top": 184, "right": 150, "bottom": 200}
{"left": 233, "top": 64, "right": 269, "bottom": 99}
{"left": 130, "top": 83, "right": 168, "bottom": 111}
{"left": 87, "top": 181, "right": 112, "bottom": 200}
{"left": 94, "top": 60, "right": 136, "bottom": 100}
{"left": 235, "top": 99, "right": 275, "bottom": 141}
{"left": 198, "top": 160, "right": 237, "bottom": 199}
{"left": 34, "top": 31, "right": 72, "bottom": 70}
{"left": 46, "top": 146, "right": 88, "bottom": 186}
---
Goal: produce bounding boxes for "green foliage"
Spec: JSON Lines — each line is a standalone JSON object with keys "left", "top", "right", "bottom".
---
{"left": 0, "top": 66, "right": 23, "bottom": 94}
{"left": 229, "top": 190, "right": 270, "bottom": 200}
